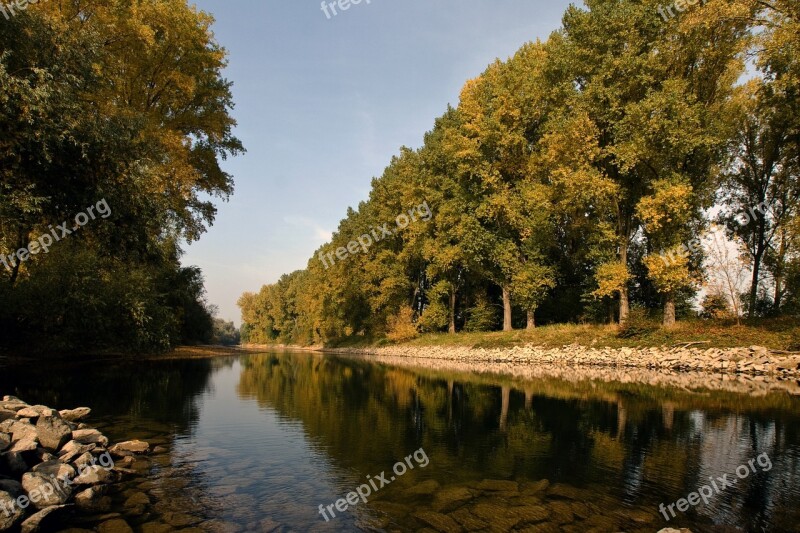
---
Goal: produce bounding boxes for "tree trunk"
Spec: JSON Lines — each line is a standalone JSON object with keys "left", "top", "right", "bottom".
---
{"left": 619, "top": 240, "right": 630, "bottom": 325}
{"left": 526, "top": 309, "right": 535, "bottom": 330}
{"left": 774, "top": 231, "right": 787, "bottom": 311}
{"left": 502, "top": 286, "right": 512, "bottom": 331}
{"left": 608, "top": 299, "right": 616, "bottom": 325}
{"left": 448, "top": 290, "right": 457, "bottom": 334}
{"left": 663, "top": 293, "right": 676, "bottom": 328}
{"left": 749, "top": 213, "right": 767, "bottom": 318}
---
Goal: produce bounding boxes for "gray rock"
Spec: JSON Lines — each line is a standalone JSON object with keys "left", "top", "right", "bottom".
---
{"left": 20, "top": 505, "right": 69, "bottom": 533}
{"left": 0, "top": 489, "right": 25, "bottom": 531}
{"left": 21, "top": 472, "right": 72, "bottom": 509}
{"left": 58, "top": 408, "right": 91, "bottom": 422}
{"left": 36, "top": 415, "right": 72, "bottom": 452}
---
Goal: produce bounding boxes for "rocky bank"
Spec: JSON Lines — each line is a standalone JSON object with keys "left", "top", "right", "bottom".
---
{"left": 0, "top": 396, "right": 151, "bottom": 532}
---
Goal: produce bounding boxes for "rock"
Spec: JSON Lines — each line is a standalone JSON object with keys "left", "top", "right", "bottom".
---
{"left": 22, "top": 471, "right": 72, "bottom": 508}
{"left": 73, "top": 465, "right": 115, "bottom": 485}
{"left": 8, "top": 420, "right": 38, "bottom": 443}
{"left": 32, "top": 460, "right": 76, "bottom": 480}
{"left": 9, "top": 435, "right": 38, "bottom": 453}
{"left": 58, "top": 440, "right": 96, "bottom": 463}
{"left": 36, "top": 415, "right": 73, "bottom": 452}
{"left": 71, "top": 429, "right": 108, "bottom": 447}
{"left": 432, "top": 486, "right": 473, "bottom": 513}
{"left": 547, "top": 483, "right": 586, "bottom": 501}
{"left": 403, "top": 479, "right": 440, "bottom": 496}
{"left": 0, "top": 479, "right": 23, "bottom": 497}
{"left": 0, "top": 489, "right": 26, "bottom": 531}
{"left": 0, "top": 409, "right": 16, "bottom": 423}
{"left": 20, "top": 504, "right": 69, "bottom": 533}
{"left": 448, "top": 507, "right": 488, "bottom": 530}
{"left": 109, "top": 440, "right": 150, "bottom": 456}
{"left": 413, "top": 511, "right": 461, "bottom": 532}
{"left": 1, "top": 451, "right": 29, "bottom": 476}
{"left": 124, "top": 491, "right": 150, "bottom": 508}
{"left": 33, "top": 448, "right": 57, "bottom": 463}
{"left": 476, "top": 479, "right": 519, "bottom": 492}
{"left": 139, "top": 523, "right": 174, "bottom": 533}
{"left": 96, "top": 518, "right": 134, "bottom": 533}
{"left": 524, "top": 479, "right": 550, "bottom": 493}
{"left": 657, "top": 529, "right": 693, "bottom": 533}
{"left": 75, "top": 487, "right": 112, "bottom": 512}
{"left": 59, "top": 408, "right": 91, "bottom": 422}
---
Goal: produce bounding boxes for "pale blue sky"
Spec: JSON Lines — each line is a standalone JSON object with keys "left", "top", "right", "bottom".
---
{"left": 184, "top": 0, "right": 574, "bottom": 324}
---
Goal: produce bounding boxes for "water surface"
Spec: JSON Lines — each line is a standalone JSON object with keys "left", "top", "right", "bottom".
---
{"left": 2, "top": 351, "right": 799, "bottom": 532}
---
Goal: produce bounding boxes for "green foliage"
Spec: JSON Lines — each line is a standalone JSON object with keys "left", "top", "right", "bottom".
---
{"left": 464, "top": 295, "right": 498, "bottom": 332}
{"left": 213, "top": 319, "right": 241, "bottom": 346}
{"left": 617, "top": 307, "right": 659, "bottom": 339}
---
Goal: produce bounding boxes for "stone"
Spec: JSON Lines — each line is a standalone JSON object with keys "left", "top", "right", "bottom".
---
{"left": 0, "top": 489, "right": 26, "bottom": 531}
{"left": 1, "top": 451, "right": 29, "bottom": 476}
{"left": 657, "top": 529, "right": 693, "bottom": 533}
{"left": 109, "top": 440, "right": 150, "bottom": 456}
{"left": 22, "top": 471, "right": 72, "bottom": 508}
{"left": 432, "top": 486, "right": 473, "bottom": 513}
{"left": 32, "top": 460, "right": 76, "bottom": 480}
{"left": 413, "top": 511, "right": 461, "bottom": 532}
{"left": 71, "top": 429, "right": 108, "bottom": 447}
{"left": 524, "top": 479, "right": 550, "bottom": 493}
{"left": 448, "top": 507, "right": 487, "bottom": 531}
{"left": 36, "top": 415, "right": 72, "bottom": 452}
{"left": 8, "top": 420, "right": 37, "bottom": 443}
{"left": 0, "top": 479, "right": 22, "bottom": 497}
{"left": 124, "top": 491, "right": 150, "bottom": 508}
{"left": 547, "top": 483, "right": 586, "bottom": 501}
{"left": 59, "top": 408, "right": 91, "bottom": 422}
{"left": 58, "top": 440, "right": 96, "bottom": 463}
{"left": 139, "top": 523, "right": 174, "bottom": 533}
{"left": 75, "top": 487, "right": 112, "bottom": 512}
{"left": 476, "top": 479, "right": 519, "bottom": 492}
{"left": 96, "top": 518, "right": 134, "bottom": 533}
{"left": 0, "top": 409, "right": 15, "bottom": 423}
{"left": 20, "top": 505, "right": 69, "bottom": 533}
{"left": 403, "top": 479, "right": 440, "bottom": 496}
{"left": 73, "top": 465, "right": 115, "bottom": 485}
{"left": 9, "top": 435, "right": 38, "bottom": 453}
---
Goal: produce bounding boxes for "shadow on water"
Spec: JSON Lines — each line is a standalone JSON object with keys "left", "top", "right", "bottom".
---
{"left": 1, "top": 351, "right": 799, "bottom": 532}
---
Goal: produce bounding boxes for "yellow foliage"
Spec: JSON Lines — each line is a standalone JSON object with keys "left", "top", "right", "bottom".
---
{"left": 386, "top": 305, "right": 419, "bottom": 343}
{"left": 644, "top": 254, "right": 695, "bottom": 295}
{"left": 592, "top": 261, "right": 631, "bottom": 299}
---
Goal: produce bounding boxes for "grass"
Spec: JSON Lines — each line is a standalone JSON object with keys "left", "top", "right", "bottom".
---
{"left": 326, "top": 317, "right": 800, "bottom": 352}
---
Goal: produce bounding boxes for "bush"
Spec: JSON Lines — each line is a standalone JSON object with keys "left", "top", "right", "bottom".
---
{"left": 464, "top": 295, "right": 498, "bottom": 332}
{"left": 700, "top": 292, "right": 732, "bottom": 319}
{"left": 386, "top": 305, "right": 419, "bottom": 342}
{"left": 617, "top": 307, "right": 658, "bottom": 339}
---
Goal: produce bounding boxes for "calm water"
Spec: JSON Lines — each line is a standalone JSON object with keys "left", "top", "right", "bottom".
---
{"left": 2, "top": 351, "right": 800, "bottom": 532}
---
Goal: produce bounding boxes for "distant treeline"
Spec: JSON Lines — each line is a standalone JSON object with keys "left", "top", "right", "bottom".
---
{"left": 239, "top": 0, "right": 798, "bottom": 346}
{"left": 0, "top": 1, "right": 243, "bottom": 353}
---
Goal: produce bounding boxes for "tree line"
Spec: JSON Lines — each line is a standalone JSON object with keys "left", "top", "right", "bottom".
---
{"left": 0, "top": 0, "right": 242, "bottom": 353}
{"left": 236, "top": 0, "right": 798, "bottom": 345}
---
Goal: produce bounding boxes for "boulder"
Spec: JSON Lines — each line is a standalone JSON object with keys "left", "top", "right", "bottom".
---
{"left": 58, "top": 440, "right": 96, "bottom": 464}
{"left": 0, "top": 489, "right": 25, "bottom": 531}
{"left": 9, "top": 436, "right": 39, "bottom": 453}
{"left": 58, "top": 408, "right": 91, "bottom": 422}
{"left": 109, "top": 441, "right": 149, "bottom": 456}
{"left": 36, "top": 416, "right": 72, "bottom": 452}
{"left": 71, "top": 429, "right": 108, "bottom": 447}
{"left": 0, "top": 410, "right": 16, "bottom": 423}
{"left": 32, "top": 460, "right": 76, "bottom": 481}
{"left": 75, "top": 487, "right": 111, "bottom": 512}
{"left": 8, "top": 421, "right": 37, "bottom": 443}
{"left": 0, "top": 479, "right": 23, "bottom": 497}
{"left": 20, "top": 505, "right": 69, "bottom": 533}
{"left": 0, "top": 451, "right": 29, "bottom": 476}
{"left": 73, "top": 465, "right": 115, "bottom": 485}
{"left": 21, "top": 472, "right": 72, "bottom": 509}
{"left": 0, "top": 433, "right": 10, "bottom": 452}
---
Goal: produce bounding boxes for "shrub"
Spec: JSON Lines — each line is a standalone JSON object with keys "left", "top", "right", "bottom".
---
{"left": 386, "top": 305, "right": 419, "bottom": 342}
{"left": 464, "top": 295, "right": 498, "bottom": 332}
{"left": 617, "top": 307, "right": 658, "bottom": 339}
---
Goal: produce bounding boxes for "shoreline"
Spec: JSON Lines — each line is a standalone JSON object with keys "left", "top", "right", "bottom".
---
{"left": 321, "top": 343, "right": 800, "bottom": 378}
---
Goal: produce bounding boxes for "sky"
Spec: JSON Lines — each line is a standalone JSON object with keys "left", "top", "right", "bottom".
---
{"left": 184, "top": 0, "right": 574, "bottom": 325}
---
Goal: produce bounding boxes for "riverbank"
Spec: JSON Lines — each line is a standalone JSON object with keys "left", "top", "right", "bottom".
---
{"left": 325, "top": 343, "right": 800, "bottom": 380}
